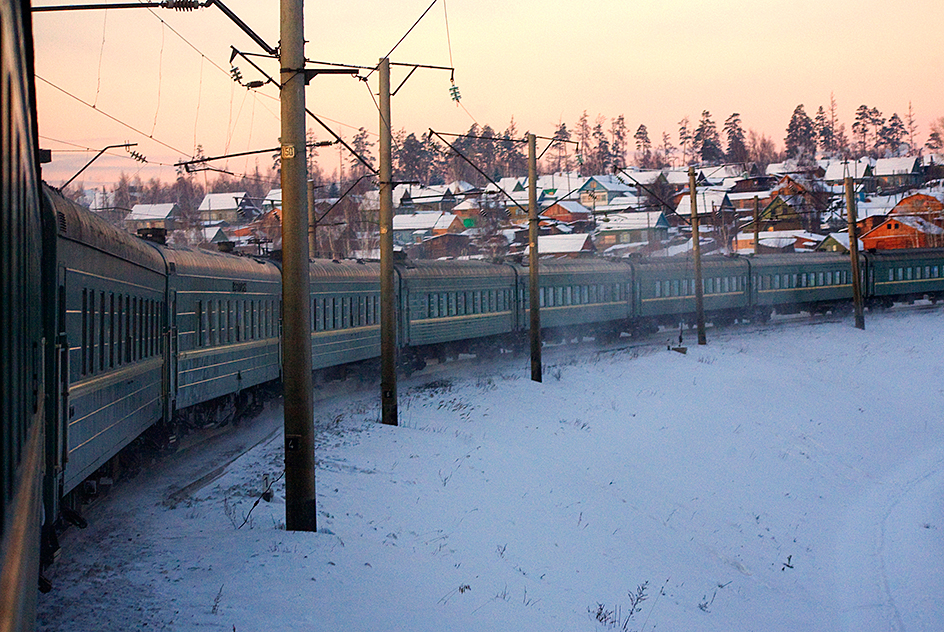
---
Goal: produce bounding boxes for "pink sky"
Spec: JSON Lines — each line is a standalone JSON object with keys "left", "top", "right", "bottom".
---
{"left": 32, "top": 0, "right": 944, "bottom": 188}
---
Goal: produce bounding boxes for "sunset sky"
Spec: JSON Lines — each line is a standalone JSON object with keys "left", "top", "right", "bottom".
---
{"left": 32, "top": 0, "right": 944, "bottom": 189}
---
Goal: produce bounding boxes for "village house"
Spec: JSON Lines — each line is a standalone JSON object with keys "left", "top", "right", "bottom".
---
{"left": 594, "top": 211, "right": 669, "bottom": 249}
{"left": 874, "top": 156, "right": 922, "bottom": 191}
{"left": 197, "top": 192, "right": 261, "bottom": 225}
{"left": 861, "top": 215, "right": 944, "bottom": 250}
{"left": 124, "top": 202, "right": 180, "bottom": 234}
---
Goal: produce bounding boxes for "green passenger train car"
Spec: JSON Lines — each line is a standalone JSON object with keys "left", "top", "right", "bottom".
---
{"left": 864, "top": 248, "right": 944, "bottom": 307}
{"left": 399, "top": 260, "right": 517, "bottom": 348}
{"left": 748, "top": 253, "right": 856, "bottom": 316}
{"left": 633, "top": 256, "right": 751, "bottom": 327}
{"left": 309, "top": 260, "right": 383, "bottom": 370}
{"left": 164, "top": 247, "right": 282, "bottom": 413}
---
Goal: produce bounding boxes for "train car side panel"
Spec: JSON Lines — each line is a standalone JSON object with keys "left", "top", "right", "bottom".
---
{"left": 52, "top": 193, "right": 168, "bottom": 494}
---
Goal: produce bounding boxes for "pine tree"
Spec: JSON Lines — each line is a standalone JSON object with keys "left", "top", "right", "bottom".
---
{"left": 852, "top": 105, "right": 872, "bottom": 157}
{"left": 723, "top": 113, "right": 748, "bottom": 164}
{"left": 552, "top": 122, "right": 572, "bottom": 173}
{"left": 879, "top": 113, "right": 907, "bottom": 156}
{"left": 693, "top": 111, "right": 723, "bottom": 164}
{"left": 784, "top": 104, "right": 816, "bottom": 160}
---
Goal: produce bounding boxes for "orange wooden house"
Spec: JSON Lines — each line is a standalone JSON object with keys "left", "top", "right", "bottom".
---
{"left": 861, "top": 215, "right": 944, "bottom": 250}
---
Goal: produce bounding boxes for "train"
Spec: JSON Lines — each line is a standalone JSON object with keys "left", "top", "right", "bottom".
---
{"left": 29, "top": 182, "right": 944, "bottom": 578}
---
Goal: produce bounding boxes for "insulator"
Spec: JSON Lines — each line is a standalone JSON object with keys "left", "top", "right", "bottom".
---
{"left": 449, "top": 84, "right": 461, "bottom": 102}
{"left": 162, "top": 0, "right": 202, "bottom": 10}
{"left": 245, "top": 80, "right": 264, "bottom": 89}
{"left": 230, "top": 66, "right": 243, "bottom": 84}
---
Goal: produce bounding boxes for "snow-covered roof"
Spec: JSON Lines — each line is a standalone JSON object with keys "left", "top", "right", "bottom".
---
{"left": 126, "top": 203, "right": 177, "bottom": 221}
{"left": 200, "top": 226, "right": 229, "bottom": 243}
{"left": 548, "top": 200, "right": 592, "bottom": 216}
{"left": 820, "top": 232, "right": 864, "bottom": 251}
{"left": 392, "top": 212, "right": 456, "bottom": 232}
{"left": 824, "top": 158, "right": 872, "bottom": 182}
{"left": 595, "top": 211, "right": 668, "bottom": 233}
{"left": 593, "top": 195, "right": 643, "bottom": 213}
{"left": 199, "top": 192, "right": 249, "bottom": 211}
{"left": 525, "top": 233, "right": 593, "bottom": 255}
{"left": 874, "top": 156, "right": 919, "bottom": 176}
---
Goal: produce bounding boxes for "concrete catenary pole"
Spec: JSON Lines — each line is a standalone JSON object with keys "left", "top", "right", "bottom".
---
{"left": 527, "top": 133, "right": 542, "bottom": 382}
{"left": 280, "top": 0, "right": 316, "bottom": 531}
{"left": 845, "top": 176, "right": 865, "bottom": 330}
{"left": 689, "top": 167, "right": 707, "bottom": 345}
{"left": 378, "top": 58, "right": 398, "bottom": 425}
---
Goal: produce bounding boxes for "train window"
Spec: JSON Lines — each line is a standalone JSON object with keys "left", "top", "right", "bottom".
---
{"left": 539, "top": 287, "right": 546, "bottom": 308}
{"left": 773, "top": 275, "right": 780, "bottom": 290}
{"left": 472, "top": 291, "right": 480, "bottom": 313}
{"left": 792, "top": 274, "right": 798, "bottom": 288}
{"left": 896, "top": 267, "right": 903, "bottom": 281}
{"left": 196, "top": 301, "right": 203, "bottom": 346}
{"left": 116, "top": 295, "right": 123, "bottom": 365}
{"left": 81, "top": 289, "right": 88, "bottom": 375}
{"left": 99, "top": 291, "right": 106, "bottom": 371}
{"left": 654, "top": 281, "right": 661, "bottom": 298}
{"left": 108, "top": 293, "right": 115, "bottom": 368}
{"left": 934, "top": 265, "right": 940, "bottom": 278}
{"left": 906, "top": 267, "right": 913, "bottom": 281}
{"left": 124, "top": 296, "right": 132, "bottom": 362}
{"left": 448, "top": 292, "right": 456, "bottom": 316}
{"left": 358, "top": 296, "right": 366, "bottom": 325}
{"left": 237, "top": 301, "right": 243, "bottom": 342}
{"left": 497, "top": 290, "right": 505, "bottom": 312}
{"left": 347, "top": 296, "right": 354, "bottom": 328}
{"left": 669, "top": 279, "right": 678, "bottom": 297}
{"left": 825, "top": 271, "right": 832, "bottom": 285}
{"left": 681, "top": 279, "right": 689, "bottom": 295}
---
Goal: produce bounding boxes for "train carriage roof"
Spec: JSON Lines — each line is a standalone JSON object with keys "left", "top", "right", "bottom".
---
{"left": 161, "top": 245, "right": 281, "bottom": 283}
{"left": 45, "top": 183, "right": 165, "bottom": 273}
{"left": 398, "top": 259, "right": 516, "bottom": 281}
{"left": 746, "top": 252, "right": 855, "bottom": 270}
{"left": 308, "top": 258, "right": 381, "bottom": 281}
{"left": 631, "top": 255, "right": 751, "bottom": 275}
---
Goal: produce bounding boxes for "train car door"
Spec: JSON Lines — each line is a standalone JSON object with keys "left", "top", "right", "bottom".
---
{"left": 168, "top": 290, "right": 178, "bottom": 417}
{"left": 52, "top": 265, "right": 69, "bottom": 503}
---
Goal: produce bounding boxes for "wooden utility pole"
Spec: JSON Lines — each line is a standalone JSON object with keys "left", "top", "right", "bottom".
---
{"left": 527, "top": 134, "right": 542, "bottom": 382}
{"left": 689, "top": 168, "right": 706, "bottom": 345}
{"left": 845, "top": 176, "right": 865, "bottom": 330}
{"left": 280, "top": 0, "right": 316, "bottom": 531}
{"left": 378, "top": 58, "right": 398, "bottom": 425}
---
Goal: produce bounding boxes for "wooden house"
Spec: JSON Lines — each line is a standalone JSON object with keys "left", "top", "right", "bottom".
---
{"left": 874, "top": 157, "right": 921, "bottom": 190}
{"left": 861, "top": 215, "right": 944, "bottom": 250}
{"left": 889, "top": 193, "right": 944, "bottom": 225}
{"left": 594, "top": 211, "right": 669, "bottom": 248}
{"left": 124, "top": 202, "right": 180, "bottom": 233}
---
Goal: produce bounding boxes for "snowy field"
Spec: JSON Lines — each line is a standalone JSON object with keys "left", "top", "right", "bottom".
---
{"left": 37, "top": 308, "right": 944, "bottom": 632}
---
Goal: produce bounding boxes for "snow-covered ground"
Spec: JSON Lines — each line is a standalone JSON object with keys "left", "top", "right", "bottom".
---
{"left": 37, "top": 308, "right": 944, "bottom": 631}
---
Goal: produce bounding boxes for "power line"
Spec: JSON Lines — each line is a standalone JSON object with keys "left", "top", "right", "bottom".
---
{"left": 36, "top": 74, "right": 190, "bottom": 155}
